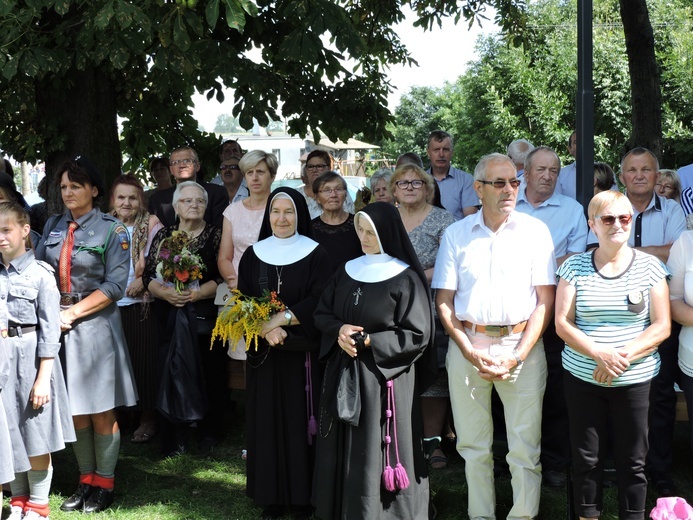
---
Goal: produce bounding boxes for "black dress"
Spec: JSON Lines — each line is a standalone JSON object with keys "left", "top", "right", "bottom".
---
{"left": 312, "top": 264, "right": 432, "bottom": 520}
{"left": 311, "top": 214, "right": 363, "bottom": 272}
{"left": 142, "top": 224, "right": 224, "bottom": 445}
{"left": 239, "top": 244, "right": 332, "bottom": 509}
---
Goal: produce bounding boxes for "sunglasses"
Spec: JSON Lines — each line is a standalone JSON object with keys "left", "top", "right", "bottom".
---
{"left": 477, "top": 179, "right": 521, "bottom": 189}
{"left": 220, "top": 164, "right": 240, "bottom": 170}
{"left": 596, "top": 214, "right": 633, "bottom": 226}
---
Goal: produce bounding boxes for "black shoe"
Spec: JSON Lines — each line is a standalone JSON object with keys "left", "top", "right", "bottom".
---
{"left": 262, "top": 505, "right": 284, "bottom": 519}
{"left": 60, "top": 483, "right": 94, "bottom": 511}
{"left": 164, "top": 443, "right": 188, "bottom": 458}
{"left": 543, "top": 469, "right": 567, "bottom": 488}
{"left": 198, "top": 435, "right": 220, "bottom": 457}
{"left": 292, "top": 505, "right": 313, "bottom": 519}
{"left": 650, "top": 471, "right": 677, "bottom": 497}
{"left": 83, "top": 487, "right": 114, "bottom": 513}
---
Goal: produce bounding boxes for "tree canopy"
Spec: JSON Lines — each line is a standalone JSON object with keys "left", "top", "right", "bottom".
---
{"left": 382, "top": 0, "right": 693, "bottom": 172}
{"left": 0, "top": 0, "right": 529, "bottom": 186}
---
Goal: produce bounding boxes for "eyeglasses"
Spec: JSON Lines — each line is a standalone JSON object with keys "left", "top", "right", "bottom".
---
{"left": 170, "top": 158, "right": 197, "bottom": 167}
{"left": 179, "top": 198, "right": 207, "bottom": 207}
{"left": 596, "top": 214, "right": 632, "bottom": 226}
{"left": 655, "top": 183, "right": 674, "bottom": 191}
{"left": 306, "top": 163, "right": 328, "bottom": 171}
{"left": 318, "top": 187, "right": 346, "bottom": 195}
{"left": 395, "top": 180, "right": 425, "bottom": 189}
{"left": 220, "top": 164, "right": 240, "bottom": 171}
{"left": 478, "top": 179, "right": 521, "bottom": 189}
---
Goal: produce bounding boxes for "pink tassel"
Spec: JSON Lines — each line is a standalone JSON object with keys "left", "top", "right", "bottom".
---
{"left": 307, "top": 415, "right": 318, "bottom": 445}
{"left": 382, "top": 465, "right": 395, "bottom": 492}
{"left": 394, "top": 463, "right": 410, "bottom": 490}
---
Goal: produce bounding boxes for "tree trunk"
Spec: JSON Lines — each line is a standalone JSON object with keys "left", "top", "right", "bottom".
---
{"left": 20, "top": 162, "right": 31, "bottom": 195}
{"left": 618, "top": 0, "right": 662, "bottom": 160}
{"left": 36, "top": 65, "right": 121, "bottom": 215}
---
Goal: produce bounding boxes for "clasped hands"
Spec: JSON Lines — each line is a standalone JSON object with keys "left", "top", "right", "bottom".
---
{"left": 469, "top": 350, "right": 514, "bottom": 381}
{"left": 592, "top": 348, "right": 630, "bottom": 386}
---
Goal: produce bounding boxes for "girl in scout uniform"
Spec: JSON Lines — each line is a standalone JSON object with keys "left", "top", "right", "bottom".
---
{"left": 0, "top": 201, "right": 75, "bottom": 520}
{"left": 35, "top": 157, "right": 137, "bottom": 514}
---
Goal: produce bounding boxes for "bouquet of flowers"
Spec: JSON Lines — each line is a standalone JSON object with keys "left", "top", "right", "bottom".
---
{"left": 212, "top": 289, "right": 285, "bottom": 351}
{"left": 155, "top": 230, "right": 205, "bottom": 293}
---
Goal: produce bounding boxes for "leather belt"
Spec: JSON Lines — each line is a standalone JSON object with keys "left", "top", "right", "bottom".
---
{"left": 462, "top": 320, "right": 527, "bottom": 338}
{"left": 4, "top": 325, "right": 38, "bottom": 338}
{"left": 60, "top": 292, "right": 90, "bottom": 307}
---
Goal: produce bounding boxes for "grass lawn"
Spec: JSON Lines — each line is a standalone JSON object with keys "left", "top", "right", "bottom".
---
{"left": 3, "top": 391, "right": 692, "bottom": 519}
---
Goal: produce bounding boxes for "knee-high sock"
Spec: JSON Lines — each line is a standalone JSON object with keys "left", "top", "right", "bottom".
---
{"left": 27, "top": 467, "right": 52, "bottom": 506}
{"left": 73, "top": 425, "right": 96, "bottom": 476}
{"left": 94, "top": 430, "right": 120, "bottom": 480}
{"left": 9, "top": 471, "right": 29, "bottom": 498}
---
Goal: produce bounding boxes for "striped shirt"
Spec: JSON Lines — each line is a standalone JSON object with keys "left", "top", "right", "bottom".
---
{"left": 557, "top": 249, "right": 668, "bottom": 386}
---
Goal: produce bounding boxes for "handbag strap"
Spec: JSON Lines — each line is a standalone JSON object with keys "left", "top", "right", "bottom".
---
{"left": 259, "top": 262, "right": 269, "bottom": 292}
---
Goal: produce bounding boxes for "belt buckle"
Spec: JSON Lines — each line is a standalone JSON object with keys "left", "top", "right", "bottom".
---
{"left": 485, "top": 325, "right": 503, "bottom": 337}
{"left": 60, "top": 294, "right": 75, "bottom": 306}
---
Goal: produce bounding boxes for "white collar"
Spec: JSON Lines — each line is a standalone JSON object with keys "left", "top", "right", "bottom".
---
{"left": 253, "top": 233, "right": 319, "bottom": 265}
{"left": 345, "top": 253, "right": 409, "bottom": 283}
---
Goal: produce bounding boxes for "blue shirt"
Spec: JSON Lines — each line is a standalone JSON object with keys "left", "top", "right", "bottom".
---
{"left": 515, "top": 188, "right": 588, "bottom": 258}
{"left": 556, "top": 162, "right": 576, "bottom": 199}
{"left": 678, "top": 163, "right": 693, "bottom": 191}
{"left": 427, "top": 165, "right": 478, "bottom": 220}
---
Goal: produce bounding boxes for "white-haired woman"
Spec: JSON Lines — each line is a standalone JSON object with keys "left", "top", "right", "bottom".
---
{"left": 143, "top": 181, "right": 222, "bottom": 457}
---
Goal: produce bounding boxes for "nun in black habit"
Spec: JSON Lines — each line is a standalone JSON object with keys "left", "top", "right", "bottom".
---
{"left": 239, "top": 187, "right": 332, "bottom": 520}
{"left": 313, "top": 202, "right": 436, "bottom": 520}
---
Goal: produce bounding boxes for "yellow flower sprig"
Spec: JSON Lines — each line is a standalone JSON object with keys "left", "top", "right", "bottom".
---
{"left": 212, "top": 289, "right": 285, "bottom": 351}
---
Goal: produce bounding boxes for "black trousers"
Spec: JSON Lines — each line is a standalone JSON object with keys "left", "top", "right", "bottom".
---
{"left": 565, "top": 373, "right": 651, "bottom": 520}
{"left": 540, "top": 319, "right": 569, "bottom": 472}
{"left": 646, "top": 321, "right": 681, "bottom": 474}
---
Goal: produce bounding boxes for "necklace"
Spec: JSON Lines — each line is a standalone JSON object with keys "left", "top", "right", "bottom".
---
{"left": 276, "top": 265, "right": 284, "bottom": 294}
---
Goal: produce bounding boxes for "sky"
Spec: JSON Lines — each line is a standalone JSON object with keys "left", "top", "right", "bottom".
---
{"left": 191, "top": 8, "right": 498, "bottom": 132}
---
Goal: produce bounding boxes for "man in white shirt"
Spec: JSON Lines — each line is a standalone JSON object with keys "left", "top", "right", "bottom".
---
{"left": 433, "top": 153, "right": 556, "bottom": 520}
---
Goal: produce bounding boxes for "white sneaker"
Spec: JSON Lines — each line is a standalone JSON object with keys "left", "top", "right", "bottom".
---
{"left": 22, "top": 511, "right": 48, "bottom": 520}
{"left": 6, "top": 505, "right": 24, "bottom": 520}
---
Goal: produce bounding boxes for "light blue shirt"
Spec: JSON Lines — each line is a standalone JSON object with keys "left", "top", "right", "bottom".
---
{"left": 515, "top": 188, "right": 588, "bottom": 258}
{"left": 586, "top": 192, "right": 686, "bottom": 248}
{"left": 556, "top": 162, "right": 576, "bottom": 199}
{"left": 427, "top": 165, "right": 478, "bottom": 220}
{"left": 209, "top": 176, "right": 249, "bottom": 204}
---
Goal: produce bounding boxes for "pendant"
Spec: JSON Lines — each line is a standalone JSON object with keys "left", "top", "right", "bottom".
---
{"left": 353, "top": 287, "right": 363, "bottom": 306}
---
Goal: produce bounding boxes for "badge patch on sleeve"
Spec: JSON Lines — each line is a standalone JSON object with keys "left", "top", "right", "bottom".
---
{"left": 114, "top": 225, "right": 130, "bottom": 251}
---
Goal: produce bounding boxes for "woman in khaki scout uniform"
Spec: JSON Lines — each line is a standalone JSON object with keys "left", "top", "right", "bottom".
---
{"left": 35, "top": 157, "right": 137, "bottom": 514}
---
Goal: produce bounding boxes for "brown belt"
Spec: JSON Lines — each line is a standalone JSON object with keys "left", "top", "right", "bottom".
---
{"left": 462, "top": 320, "right": 527, "bottom": 338}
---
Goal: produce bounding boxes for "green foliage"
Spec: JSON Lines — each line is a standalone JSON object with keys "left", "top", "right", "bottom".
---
{"left": 385, "top": 0, "right": 693, "bottom": 172}
{"left": 214, "top": 114, "right": 245, "bottom": 134}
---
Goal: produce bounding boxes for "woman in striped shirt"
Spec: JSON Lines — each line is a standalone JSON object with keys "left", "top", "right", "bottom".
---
{"left": 555, "top": 190, "right": 670, "bottom": 520}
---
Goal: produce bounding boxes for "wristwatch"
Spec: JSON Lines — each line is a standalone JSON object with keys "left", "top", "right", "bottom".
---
{"left": 513, "top": 349, "right": 523, "bottom": 367}
{"left": 283, "top": 309, "right": 292, "bottom": 326}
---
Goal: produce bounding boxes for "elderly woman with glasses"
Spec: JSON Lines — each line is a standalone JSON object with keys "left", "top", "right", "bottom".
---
{"left": 555, "top": 190, "right": 670, "bottom": 520}
{"left": 310, "top": 171, "right": 362, "bottom": 272}
{"left": 390, "top": 163, "right": 456, "bottom": 469}
{"left": 298, "top": 151, "right": 354, "bottom": 218}
{"left": 143, "top": 181, "right": 222, "bottom": 457}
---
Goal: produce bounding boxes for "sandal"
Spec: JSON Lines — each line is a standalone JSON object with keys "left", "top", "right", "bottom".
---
{"left": 428, "top": 449, "right": 447, "bottom": 469}
{"left": 131, "top": 421, "right": 157, "bottom": 443}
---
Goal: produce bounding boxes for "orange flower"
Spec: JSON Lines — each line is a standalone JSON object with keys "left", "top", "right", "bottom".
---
{"left": 175, "top": 270, "right": 190, "bottom": 282}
